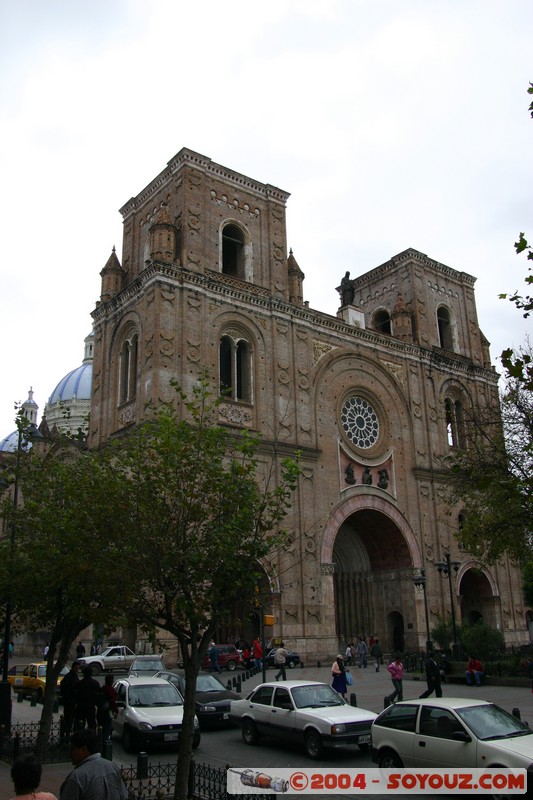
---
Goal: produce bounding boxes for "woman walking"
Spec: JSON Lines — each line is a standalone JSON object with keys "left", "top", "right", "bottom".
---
{"left": 331, "top": 654, "right": 348, "bottom": 700}
{"left": 387, "top": 654, "right": 404, "bottom": 703}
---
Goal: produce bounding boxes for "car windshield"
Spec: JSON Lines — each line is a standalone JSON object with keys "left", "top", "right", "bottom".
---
{"left": 456, "top": 704, "right": 532, "bottom": 741}
{"left": 196, "top": 674, "right": 226, "bottom": 692}
{"left": 291, "top": 684, "right": 344, "bottom": 709}
{"left": 128, "top": 684, "right": 183, "bottom": 707}
{"left": 132, "top": 659, "right": 163, "bottom": 670}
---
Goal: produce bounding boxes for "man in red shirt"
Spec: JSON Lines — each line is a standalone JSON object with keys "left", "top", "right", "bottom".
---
{"left": 465, "top": 655, "right": 484, "bottom": 686}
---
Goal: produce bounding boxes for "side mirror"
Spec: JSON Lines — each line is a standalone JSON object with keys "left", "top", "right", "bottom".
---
{"left": 452, "top": 731, "right": 471, "bottom": 742}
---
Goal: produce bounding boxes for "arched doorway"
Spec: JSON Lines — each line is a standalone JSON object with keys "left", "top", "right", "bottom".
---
{"left": 459, "top": 567, "right": 498, "bottom": 629}
{"left": 332, "top": 507, "right": 414, "bottom": 653}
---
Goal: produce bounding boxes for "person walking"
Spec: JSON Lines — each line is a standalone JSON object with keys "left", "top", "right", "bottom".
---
{"left": 9, "top": 754, "right": 57, "bottom": 800}
{"left": 357, "top": 637, "right": 368, "bottom": 668}
{"left": 75, "top": 641, "right": 86, "bottom": 660}
{"left": 386, "top": 655, "right": 404, "bottom": 703}
{"left": 252, "top": 637, "right": 263, "bottom": 670}
{"left": 370, "top": 638, "right": 383, "bottom": 672}
{"left": 208, "top": 641, "right": 221, "bottom": 673}
{"left": 419, "top": 652, "right": 443, "bottom": 698}
{"left": 274, "top": 642, "right": 289, "bottom": 681}
{"left": 74, "top": 667, "right": 100, "bottom": 730}
{"left": 331, "top": 654, "right": 348, "bottom": 700}
{"left": 60, "top": 662, "right": 80, "bottom": 739}
{"left": 60, "top": 729, "right": 128, "bottom": 799}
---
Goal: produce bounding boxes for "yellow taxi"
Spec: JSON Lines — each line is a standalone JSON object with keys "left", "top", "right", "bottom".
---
{"left": 8, "top": 661, "right": 69, "bottom": 702}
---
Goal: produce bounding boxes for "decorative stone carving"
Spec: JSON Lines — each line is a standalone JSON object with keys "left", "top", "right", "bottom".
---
{"left": 313, "top": 340, "right": 334, "bottom": 364}
{"left": 218, "top": 403, "right": 252, "bottom": 426}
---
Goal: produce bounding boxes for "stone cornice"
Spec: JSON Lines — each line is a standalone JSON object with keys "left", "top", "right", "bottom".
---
{"left": 352, "top": 248, "right": 476, "bottom": 290}
{"left": 91, "top": 261, "right": 497, "bottom": 386}
{"left": 119, "top": 148, "right": 290, "bottom": 219}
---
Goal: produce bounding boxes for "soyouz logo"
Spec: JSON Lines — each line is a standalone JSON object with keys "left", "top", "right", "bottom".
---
{"left": 226, "top": 768, "right": 527, "bottom": 794}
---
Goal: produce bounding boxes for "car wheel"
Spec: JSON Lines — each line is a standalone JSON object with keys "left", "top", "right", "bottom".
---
{"left": 226, "top": 660, "right": 236, "bottom": 671}
{"left": 305, "top": 730, "right": 325, "bottom": 759}
{"left": 288, "top": 660, "right": 296, "bottom": 669}
{"left": 90, "top": 664, "right": 101, "bottom": 676}
{"left": 378, "top": 750, "right": 403, "bottom": 768}
{"left": 242, "top": 718, "right": 259, "bottom": 745}
{"left": 122, "top": 726, "right": 137, "bottom": 754}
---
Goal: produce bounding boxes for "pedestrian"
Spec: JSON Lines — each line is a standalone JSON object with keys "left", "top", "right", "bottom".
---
{"left": 59, "top": 729, "right": 128, "bottom": 799}
{"left": 97, "top": 674, "right": 118, "bottom": 742}
{"left": 43, "top": 642, "right": 50, "bottom": 657}
{"left": 9, "top": 641, "right": 14, "bottom": 657}
{"left": 74, "top": 667, "right": 100, "bottom": 730}
{"left": 252, "top": 637, "right": 263, "bottom": 670}
{"left": 386, "top": 655, "right": 404, "bottom": 702}
{"left": 357, "top": 637, "right": 368, "bottom": 668}
{"left": 465, "top": 655, "right": 484, "bottom": 686}
{"left": 419, "top": 652, "right": 443, "bottom": 698}
{"left": 274, "top": 642, "right": 289, "bottom": 681}
{"left": 75, "top": 641, "right": 86, "bottom": 660}
{"left": 370, "top": 638, "right": 383, "bottom": 672}
{"left": 60, "top": 662, "right": 80, "bottom": 739}
{"left": 345, "top": 643, "right": 353, "bottom": 666}
{"left": 331, "top": 654, "right": 348, "bottom": 699}
{"left": 9, "top": 754, "right": 57, "bottom": 800}
{"left": 208, "top": 641, "right": 221, "bottom": 673}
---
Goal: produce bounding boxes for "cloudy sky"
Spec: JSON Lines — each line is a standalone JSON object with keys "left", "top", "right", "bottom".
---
{"left": 1, "top": 0, "right": 532, "bottom": 437}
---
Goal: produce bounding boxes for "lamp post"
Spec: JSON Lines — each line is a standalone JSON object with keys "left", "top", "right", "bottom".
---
{"left": 434, "top": 553, "right": 461, "bottom": 659}
{"left": 413, "top": 569, "right": 432, "bottom": 653}
{"left": 0, "top": 419, "right": 43, "bottom": 731}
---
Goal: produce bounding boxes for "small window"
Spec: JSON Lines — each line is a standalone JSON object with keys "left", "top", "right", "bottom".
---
{"left": 251, "top": 686, "right": 274, "bottom": 706}
{"left": 273, "top": 687, "right": 292, "bottom": 708}
{"left": 445, "top": 396, "right": 464, "bottom": 448}
{"left": 373, "top": 309, "right": 391, "bottom": 335}
{"left": 222, "top": 224, "right": 245, "bottom": 278}
{"left": 219, "top": 334, "right": 252, "bottom": 403}
{"left": 118, "top": 332, "right": 138, "bottom": 405}
{"left": 437, "top": 306, "right": 454, "bottom": 350}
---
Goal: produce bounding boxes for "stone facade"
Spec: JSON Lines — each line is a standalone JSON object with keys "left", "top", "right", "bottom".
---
{"left": 89, "top": 148, "right": 528, "bottom": 661}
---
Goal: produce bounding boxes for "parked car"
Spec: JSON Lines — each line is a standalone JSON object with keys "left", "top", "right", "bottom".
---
{"left": 76, "top": 645, "right": 136, "bottom": 675}
{"left": 128, "top": 655, "right": 165, "bottom": 677}
{"left": 371, "top": 696, "right": 533, "bottom": 785}
{"left": 201, "top": 644, "right": 243, "bottom": 672}
{"left": 264, "top": 648, "right": 301, "bottom": 669}
{"left": 112, "top": 675, "right": 200, "bottom": 753}
{"left": 156, "top": 669, "right": 240, "bottom": 728}
{"left": 229, "top": 680, "right": 376, "bottom": 759}
{"left": 8, "top": 662, "right": 69, "bottom": 702}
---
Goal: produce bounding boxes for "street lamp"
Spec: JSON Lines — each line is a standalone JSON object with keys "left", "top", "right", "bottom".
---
{"left": 434, "top": 553, "right": 461, "bottom": 659}
{"left": 413, "top": 569, "right": 432, "bottom": 653}
{"left": 0, "top": 418, "right": 44, "bottom": 731}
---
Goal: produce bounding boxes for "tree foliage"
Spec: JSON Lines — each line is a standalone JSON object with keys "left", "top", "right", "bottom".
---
{"left": 0, "top": 433, "right": 132, "bottom": 757}
{"left": 459, "top": 620, "right": 505, "bottom": 663}
{"left": 112, "top": 378, "right": 300, "bottom": 800}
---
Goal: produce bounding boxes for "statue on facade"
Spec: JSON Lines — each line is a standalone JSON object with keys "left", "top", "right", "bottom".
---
{"left": 362, "top": 467, "right": 372, "bottom": 485}
{"left": 345, "top": 463, "right": 356, "bottom": 485}
{"left": 378, "top": 468, "right": 389, "bottom": 489}
{"left": 339, "top": 271, "right": 355, "bottom": 306}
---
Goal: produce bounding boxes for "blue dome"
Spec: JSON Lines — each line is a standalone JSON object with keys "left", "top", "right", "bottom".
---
{"left": 48, "top": 363, "right": 93, "bottom": 405}
{"left": 0, "top": 430, "right": 33, "bottom": 453}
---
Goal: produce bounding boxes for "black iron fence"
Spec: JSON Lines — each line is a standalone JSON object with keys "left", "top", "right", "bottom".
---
{"left": 0, "top": 719, "right": 70, "bottom": 764}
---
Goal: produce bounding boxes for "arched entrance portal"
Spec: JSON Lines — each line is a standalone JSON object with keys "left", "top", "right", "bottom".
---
{"left": 332, "top": 508, "right": 413, "bottom": 653}
{"left": 459, "top": 567, "right": 498, "bottom": 629}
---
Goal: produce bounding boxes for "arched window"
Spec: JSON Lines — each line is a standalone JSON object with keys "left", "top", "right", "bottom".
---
{"left": 373, "top": 309, "right": 391, "bottom": 334}
{"left": 445, "top": 396, "right": 464, "bottom": 448}
{"left": 118, "top": 332, "right": 138, "bottom": 406}
{"left": 437, "top": 306, "right": 454, "bottom": 350}
{"left": 222, "top": 224, "right": 245, "bottom": 278}
{"left": 219, "top": 334, "right": 252, "bottom": 402}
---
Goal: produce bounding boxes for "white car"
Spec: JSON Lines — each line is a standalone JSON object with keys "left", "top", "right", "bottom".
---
{"left": 76, "top": 645, "right": 137, "bottom": 674}
{"left": 371, "top": 697, "right": 533, "bottom": 782}
{"left": 113, "top": 676, "right": 201, "bottom": 753}
{"left": 229, "top": 680, "right": 377, "bottom": 759}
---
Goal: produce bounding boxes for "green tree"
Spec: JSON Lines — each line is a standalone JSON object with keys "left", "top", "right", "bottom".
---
{"left": 115, "top": 379, "right": 299, "bottom": 800}
{"left": 0, "top": 431, "right": 132, "bottom": 758}
{"left": 430, "top": 615, "right": 456, "bottom": 651}
{"left": 459, "top": 620, "right": 505, "bottom": 663}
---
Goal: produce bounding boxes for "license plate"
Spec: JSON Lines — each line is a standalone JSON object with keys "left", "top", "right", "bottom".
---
{"left": 164, "top": 732, "right": 178, "bottom": 741}
{"left": 358, "top": 734, "right": 371, "bottom": 744}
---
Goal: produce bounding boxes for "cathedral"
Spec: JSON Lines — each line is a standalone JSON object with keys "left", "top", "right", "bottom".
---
{"left": 84, "top": 147, "right": 528, "bottom": 659}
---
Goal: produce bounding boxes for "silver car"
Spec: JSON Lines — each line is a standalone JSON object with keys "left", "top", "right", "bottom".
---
{"left": 371, "top": 697, "right": 533, "bottom": 784}
{"left": 229, "top": 680, "right": 376, "bottom": 759}
{"left": 113, "top": 675, "right": 200, "bottom": 753}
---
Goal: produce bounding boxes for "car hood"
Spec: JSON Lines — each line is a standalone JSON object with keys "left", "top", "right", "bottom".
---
{"left": 196, "top": 689, "right": 239, "bottom": 704}
{"left": 130, "top": 706, "right": 184, "bottom": 725}
{"left": 296, "top": 704, "right": 377, "bottom": 724}
{"left": 480, "top": 733, "right": 533, "bottom": 761}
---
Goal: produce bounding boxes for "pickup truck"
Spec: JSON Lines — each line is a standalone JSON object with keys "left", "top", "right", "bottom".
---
{"left": 76, "top": 645, "right": 137, "bottom": 675}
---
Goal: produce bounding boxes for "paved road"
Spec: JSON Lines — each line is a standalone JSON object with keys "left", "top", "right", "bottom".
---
{"left": 2, "top": 658, "right": 532, "bottom": 798}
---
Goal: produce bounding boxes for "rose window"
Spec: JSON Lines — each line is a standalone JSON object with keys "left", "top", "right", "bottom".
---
{"left": 340, "top": 396, "right": 379, "bottom": 448}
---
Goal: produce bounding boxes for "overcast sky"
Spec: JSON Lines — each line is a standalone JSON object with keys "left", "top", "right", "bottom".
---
{"left": 1, "top": 0, "right": 532, "bottom": 437}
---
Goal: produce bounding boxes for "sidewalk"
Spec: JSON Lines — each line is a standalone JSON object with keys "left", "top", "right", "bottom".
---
{"left": 1, "top": 660, "right": 532, "bottom": 797}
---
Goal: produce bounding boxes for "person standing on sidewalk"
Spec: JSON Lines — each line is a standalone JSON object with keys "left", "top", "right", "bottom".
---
{"left": 386, "top": 655, "right": 404, "bottom": 703}
{"left": 370, "top": 639, "right": 383, "bottom": 672}
{"left": 60, "top": 729, "right": 128, "bottom": 800}
{"left": 274, "top": 642, "right": 289, "bottom": 681}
